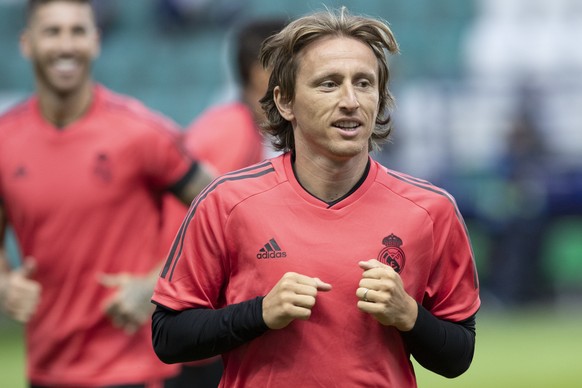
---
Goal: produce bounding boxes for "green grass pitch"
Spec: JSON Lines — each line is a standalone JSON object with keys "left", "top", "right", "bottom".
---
{"left": 1, "top": 307, "right": 581, "bottom": 387}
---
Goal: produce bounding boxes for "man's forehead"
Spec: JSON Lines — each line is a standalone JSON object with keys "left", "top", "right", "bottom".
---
{"left": 297, "top": 37, "right": 378, "bottom": 74}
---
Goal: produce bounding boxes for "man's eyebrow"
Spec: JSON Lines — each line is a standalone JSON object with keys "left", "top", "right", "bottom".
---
{"left": 310, "top": 70, "right": 377, "bottom": 83}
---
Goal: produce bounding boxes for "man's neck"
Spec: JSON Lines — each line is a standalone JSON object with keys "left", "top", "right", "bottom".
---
{"left": 38, "top": 82, "right": 93, "bottom": 129}
{"left": 293, "top": 152, "right": 369, "bottom": 203}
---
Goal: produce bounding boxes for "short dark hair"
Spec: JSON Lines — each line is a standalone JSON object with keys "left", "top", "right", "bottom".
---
{"left": 234, "top": 17, "right": 288, "bottom": 88}
{"left": 259, "top": 7, "right": 399, "bottom": 153}
{"left": 26, "top": 0, "right": 94, "bottom": 23}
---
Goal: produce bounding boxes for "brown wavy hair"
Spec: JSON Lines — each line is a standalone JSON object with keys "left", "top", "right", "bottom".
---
{"left": 259, "top": 6, "right": 399, "bottom": 152}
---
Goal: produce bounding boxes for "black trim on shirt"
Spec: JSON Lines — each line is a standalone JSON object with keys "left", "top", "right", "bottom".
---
{"left": 290, "top": 154, "right": 371, "bottom": 208}
{"left": 326, "top": 159, "right": 370, "bottom": 207}
{"left": 151, "top": 298, "right": 476, "bottom": 378}
{"left": 167, "top": 162, "right": 199, "bottom": 197}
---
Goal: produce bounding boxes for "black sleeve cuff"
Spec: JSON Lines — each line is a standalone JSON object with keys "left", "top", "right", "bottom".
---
{"left": 168, "top": 162, "right": 200, "bottom": 196}
{"left": 400, "top": 303, "right": 476, "bottom": 378}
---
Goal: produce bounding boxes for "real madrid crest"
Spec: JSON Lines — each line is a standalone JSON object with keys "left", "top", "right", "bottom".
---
{"left": 377, "top": 233, "right": 406, "bottom": 273}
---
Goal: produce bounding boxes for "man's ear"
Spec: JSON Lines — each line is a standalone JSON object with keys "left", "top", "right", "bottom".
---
{"left": 273, "top": 86, "right": 294, "bottom": 122}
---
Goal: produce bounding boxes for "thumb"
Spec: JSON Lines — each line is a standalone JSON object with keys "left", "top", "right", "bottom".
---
{"left": 314, "top": 278, "right": 332, "bottom": 292}
{"left": 19, "top": 258, "right": 37, "bottom": 278}
{"left": 358, "top": 259, "right": 387, "bottom": 271}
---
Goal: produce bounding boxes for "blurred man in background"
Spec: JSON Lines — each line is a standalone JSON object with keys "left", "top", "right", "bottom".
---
{"left": 161, "top": 17, "right": 287, "bottom": 387}
{"left": 183, "top": 17, "right": 288, "bottom": 174}
{"left": 0, "top": 1, "right": 213, "bottom": 386}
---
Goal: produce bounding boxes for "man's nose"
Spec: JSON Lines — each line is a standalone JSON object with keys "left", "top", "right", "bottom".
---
{"left": 339, "top": 85, "right": 360, "bottom": 110}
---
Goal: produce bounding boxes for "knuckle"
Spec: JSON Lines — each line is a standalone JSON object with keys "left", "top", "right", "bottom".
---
{"left": 280, "top": 278, "right": 294, "bottom": 289}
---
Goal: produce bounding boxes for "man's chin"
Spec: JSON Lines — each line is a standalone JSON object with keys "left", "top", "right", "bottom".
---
{"left": 42, "top": 81, "right": 88, "bottom": 98}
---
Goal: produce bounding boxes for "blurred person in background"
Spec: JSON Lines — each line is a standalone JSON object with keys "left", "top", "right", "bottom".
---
{"left": 183, "top": 17, "right": 288, "bottom": 173}
{"left": 0, "top": 1, "right": 214, "bottom": 387}
{"left": 151, "top": 7, "right": 480, "bottom": 387}
{"left": 161, "top": 17, "right": 287, "bottom": 386}
{"left": 480, "top": 89, "right": 552, "bottom": 307}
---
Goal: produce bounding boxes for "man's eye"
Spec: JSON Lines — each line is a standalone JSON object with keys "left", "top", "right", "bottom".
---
{"left": 321, "top": 81, "right": 336, "bottom": 88}
{"left": 72, "top": 27, "right": 87, "bottom": 36}
{"left": 43, "top": 27, "right": 59, "bottom": 36}
{"left": 357, "top": 80, "right": 372, "bottom": 88}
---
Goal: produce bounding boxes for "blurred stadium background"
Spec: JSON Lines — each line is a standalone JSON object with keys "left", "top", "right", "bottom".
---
{"left": 1, "top": 0, "right": 581, "bottom": 386}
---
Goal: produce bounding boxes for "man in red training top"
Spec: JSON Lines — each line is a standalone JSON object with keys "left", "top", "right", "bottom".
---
{"left": 0, "top": 1, "right": 214, "bottom": 387}
{"left": 152, "top": 7, "right": 480, "bottom": 388}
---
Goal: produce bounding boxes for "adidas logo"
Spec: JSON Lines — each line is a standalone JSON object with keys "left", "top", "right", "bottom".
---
{"left": 256, "top": 238, "right": 287, "bottom": 259}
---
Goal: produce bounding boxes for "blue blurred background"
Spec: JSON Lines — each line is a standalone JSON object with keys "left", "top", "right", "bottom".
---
{"left": 1, "top": 0, "right": 581, "bottom": 310}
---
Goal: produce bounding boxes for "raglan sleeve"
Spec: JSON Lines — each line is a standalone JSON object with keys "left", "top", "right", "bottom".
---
{"left": 423, "top": 195, "right": 481, "bottom": 321}
{"left": 152, "top": 189, "right": 227, "bottom": 311}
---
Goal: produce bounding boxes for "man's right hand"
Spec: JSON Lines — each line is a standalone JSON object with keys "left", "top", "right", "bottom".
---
{"left": 0, "top": 259, "right": 41, "bottom": 323}
{"left": 262, "top": 272, "right": 331, "bottom": 330}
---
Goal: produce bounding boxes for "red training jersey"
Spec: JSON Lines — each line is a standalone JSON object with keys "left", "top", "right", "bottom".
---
{"left": 0, "top": 85, "right": 189, "bottom": 386}
{"left": 153, "top": 153, "right": 480, "bottom": 387}
{"left": 183, "top": 102, "right": 265, "bottom": 175}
